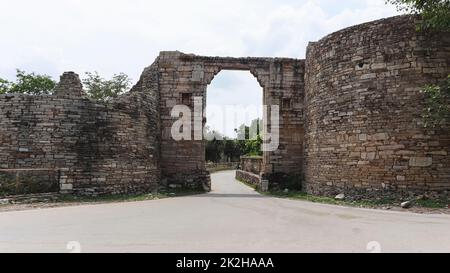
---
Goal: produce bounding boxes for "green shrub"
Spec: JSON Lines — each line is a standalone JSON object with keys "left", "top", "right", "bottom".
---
{"left": 421, "top": 74, "right": 450, "bottom": 128}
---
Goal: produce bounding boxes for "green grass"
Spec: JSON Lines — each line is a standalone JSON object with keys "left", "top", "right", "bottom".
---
{"left": 264, "top": 191, "right": 396, "bottom": 208}
{"left": 415, "top": 199, "right": 449, "bottom": 209}
{"left": 266, "top": 191, "right": 448, "bottom": 209}
{"left": 237, "top": 178, "right": 448, "bottom": 209}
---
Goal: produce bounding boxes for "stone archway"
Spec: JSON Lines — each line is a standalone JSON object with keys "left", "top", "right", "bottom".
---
{"left": 204, "top": 70, "right": 263, "bottom": 162}
{"left": 157, "top": 51, "right": 305, "bottom": 190}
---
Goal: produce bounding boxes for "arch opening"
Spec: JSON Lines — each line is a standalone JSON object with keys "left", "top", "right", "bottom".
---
{"left": 204, "top": 70, "right": 264, "bottom": 164}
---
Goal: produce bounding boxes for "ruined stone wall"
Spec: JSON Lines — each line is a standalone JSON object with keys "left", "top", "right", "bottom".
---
{"left": 0, "top": 169, "right": 59, "bottom": 196}
{"left": 240, "top": 156, "right": 263, "bottom": 175}
{"left": 236, "top": 156, "right": 263, "bottom": 189}
{"left": 158, "top": 52, "right": 304, "bottom": 190}
{"left": 235, "top": 170, "right": 261, "bottom": 188}
{"left": 304, "top": 15, "right": 450, "bottom": 199}
{"left": 0, "top": 64, "right": 161, "bottom": 196}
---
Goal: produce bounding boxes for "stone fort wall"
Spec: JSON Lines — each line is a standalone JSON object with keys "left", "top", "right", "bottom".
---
{"left": 304, "top": 16, "right": 450, "bottom": 199}
{"left": 0, "top": 63, "right": 161, "bottom": 196}
{"left": 0, "top": 15, "right": 448, "bottom": 198}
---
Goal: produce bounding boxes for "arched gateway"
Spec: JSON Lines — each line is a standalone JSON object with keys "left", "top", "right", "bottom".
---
{"left": 157, "top": 52, "right": 305, "bottom": 190}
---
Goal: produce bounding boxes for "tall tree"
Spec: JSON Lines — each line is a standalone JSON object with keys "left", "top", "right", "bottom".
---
{"left": 235, "top": 118, "right": 262, "bottom": 140}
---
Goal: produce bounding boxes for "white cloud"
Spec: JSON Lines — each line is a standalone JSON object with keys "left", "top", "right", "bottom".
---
{"left": 0, "top": 0, "right": 399, "bottom": 80}
{"left": 207, "top": 71, "right": 263, "bottom": 138}
{"left": 0, "top": 0, "right": 400, "bottom": 135}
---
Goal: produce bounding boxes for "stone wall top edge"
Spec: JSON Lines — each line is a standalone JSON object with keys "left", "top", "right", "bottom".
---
{"left": 0, "top": 93, "right": 54, "bottom": 99}
{"left": 0, "top": 93, "right": 90, "bottom": 101}
{"left": 158, "top": 50, "right": 304, "bottom": 63}
{"left": 0, "top": 92, "right": 144, "bottom": 111}
{"left": 307, "top": 15, "right": 418, "bottom": 50}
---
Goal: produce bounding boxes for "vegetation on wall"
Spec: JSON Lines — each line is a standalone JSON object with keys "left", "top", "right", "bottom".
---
{"left": 387, "top": 1, "right": 449, "bottom": 127}
{"left": 421, "top": 75, "right": 450, "bottom": 128}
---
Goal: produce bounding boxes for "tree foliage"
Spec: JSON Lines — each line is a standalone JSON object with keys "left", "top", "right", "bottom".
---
{"left": 0, "top": 70, "right": 132, "bottom": 102}
{"left": 82, "top": 72, "right": 131, "bottom": 102}
{"left": 0, "top": 69, "right": 56, "bottom": 95}
{"left": 387, "top": 0, "right": 450, "bottom": 31}
{"left": 205, "top": 119, "right": 263, "bottom": 163}
{"left": 421, "top": 74, "right": 450, "bottom": 128}
{"left": 235, "top": 118, "right": 262, "bottom": 140}
{"left": 0, "top": 78, "right": 10, "bottom": 94}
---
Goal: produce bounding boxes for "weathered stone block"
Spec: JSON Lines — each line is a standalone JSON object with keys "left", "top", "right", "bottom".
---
{"left": 409, "top": 157, "right": 433, "bottom": 167}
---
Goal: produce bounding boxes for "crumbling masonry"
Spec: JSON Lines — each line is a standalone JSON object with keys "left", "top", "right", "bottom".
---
{"left": 1, "top": 16, "right": 449, "bottom": 199}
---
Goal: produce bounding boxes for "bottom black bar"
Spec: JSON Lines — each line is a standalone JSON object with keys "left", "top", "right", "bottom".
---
{"left": 2, "top": 253, "right": 446, "bottom": 272}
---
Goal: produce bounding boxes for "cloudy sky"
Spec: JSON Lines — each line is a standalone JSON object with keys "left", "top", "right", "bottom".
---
{"left": 0, "top": 0, "right": 400, "bottom": 137}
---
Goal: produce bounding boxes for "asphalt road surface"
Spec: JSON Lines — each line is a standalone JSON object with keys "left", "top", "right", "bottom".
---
{"left": 0, "top": 170, "right": 449, "bottom": 253}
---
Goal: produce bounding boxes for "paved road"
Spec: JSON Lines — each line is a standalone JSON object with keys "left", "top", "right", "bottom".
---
{"left": 0, "top": 170, "right": 449, "bottom": 253}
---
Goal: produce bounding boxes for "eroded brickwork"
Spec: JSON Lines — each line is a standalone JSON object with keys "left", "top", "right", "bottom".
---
{"left": 236, "top": 156, "right": 264, "bottom": 188}
{"left": 0, "top": 64, "right": 160, "bottom": 196}
{"left": 236, "top": 170, "right": 261, "bottom": 188}
{"left": 240, "top": 156, "right": 263, "bottom": 175}
{"left": 0, "top": 169, "right": 59, "bottom": 196}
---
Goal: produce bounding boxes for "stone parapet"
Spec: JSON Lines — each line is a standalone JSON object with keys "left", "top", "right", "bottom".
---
{"left": 236, "top": 170, "right": 261, "bottom": 188}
